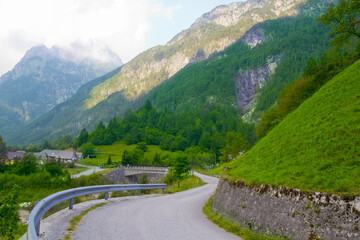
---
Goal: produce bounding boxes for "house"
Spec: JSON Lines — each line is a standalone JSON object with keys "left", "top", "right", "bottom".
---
{"left": 7, "top": 151, "right": 25, "bottom": 160}
{"left": 6, "top": 151, "right": 25, "bottom": 164}
{"left": 35, "top": 149, "right": 82, "bottom": 162}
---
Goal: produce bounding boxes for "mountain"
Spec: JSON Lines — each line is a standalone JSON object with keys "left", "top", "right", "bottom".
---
{"left": 85, "top": 0, "right": 306, "bottom": 109}
{"left": 148, "top": 11, "right": 331, "bottom": 122}
{"left": 0, "top": 44, "right": 122, "bottom": 139}
{"left": 224, "top": 59, "right": 360, "bottom": 194}
{"left": 8, "top": 0, "right": 329, "bottom": 146}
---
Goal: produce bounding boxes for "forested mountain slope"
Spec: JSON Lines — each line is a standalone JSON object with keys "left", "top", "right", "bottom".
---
{"left": 148, "top": 13, "right": 331, "bottom": 122}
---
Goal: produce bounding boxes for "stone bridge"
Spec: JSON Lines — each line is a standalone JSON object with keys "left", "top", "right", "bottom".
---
{"left": 104, "top": 166, "right": 168, "bottom": 184}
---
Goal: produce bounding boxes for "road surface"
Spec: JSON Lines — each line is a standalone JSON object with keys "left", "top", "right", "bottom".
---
{"left": 71, "top": 164, "right": 107, "bottom": 178}
{"left": 74, "top": 173, "right": 240, "bottom": 240}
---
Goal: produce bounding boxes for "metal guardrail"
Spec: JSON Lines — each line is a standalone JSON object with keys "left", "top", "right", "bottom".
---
{"left": 27, "top": 183, "right": 166, "bottom": 240}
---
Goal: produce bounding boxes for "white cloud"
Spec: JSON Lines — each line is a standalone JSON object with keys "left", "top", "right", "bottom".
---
{"left": 0, "top": 0, "right": 180, "bottom": 75}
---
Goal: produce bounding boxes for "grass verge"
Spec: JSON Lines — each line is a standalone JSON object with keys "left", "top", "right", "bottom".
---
{"left": 63, "top": 202, "right": 109, "bottom": 240}
{"left": 203, "top": 196, "right": 286, "bottom": 240}
{"left": 165, "top": 175, "right": 205, "bottom": 194}
{"left": 67, "top": 166, "right": 88, "bottom": 175}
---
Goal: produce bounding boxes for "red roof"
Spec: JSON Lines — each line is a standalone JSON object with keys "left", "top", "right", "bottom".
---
{"left": 7, "top": 151, "right": 25, "bottom": 160}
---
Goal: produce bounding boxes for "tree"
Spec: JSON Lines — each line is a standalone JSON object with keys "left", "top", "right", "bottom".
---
{"left": 79, "top": 142, "right": 95, "bottom": 158}
{"left": 219, "top": 131, "right": 250, "bottom": 162}
{"left": 136, "top": 142, "right": 148, "bottom": 152}
{"left": 41, "top": 140, "right": 52, "bottom": 150}
{"left": 319, "top": 0, "right": 360, "bottom": 48}
{"left": 169, "top": 153, "right": 190, "bottom": 187}
{"left": 107, "top": 155, "right": 112, "bottom": 165}
{"left": 152, "top": 152, "right": 162, "bottom": 166}
{"left": 45, "top": 160, "right": 65, "bottom": 177}
{"left": 16, "top": 153, "right": 38, "bottom": 175}
{"left": 76, "top": 128, "right": 89, "bottom": 148}
{"left": 0, "top": 185, "right": 20, "bottom": 240}
{"left": 0, "top": 135, "right": 7, "bottom": 164}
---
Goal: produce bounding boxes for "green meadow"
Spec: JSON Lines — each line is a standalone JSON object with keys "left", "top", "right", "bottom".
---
{"left": 79, "top": 142, "right": 172, "bottom": 166}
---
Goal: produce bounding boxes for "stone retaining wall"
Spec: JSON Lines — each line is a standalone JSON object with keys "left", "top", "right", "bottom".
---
{"left": 212, "top": 178, "right": 360, "bottom": 240}
{"left": 103, "top": 169, "right": 165, "bottom": 184}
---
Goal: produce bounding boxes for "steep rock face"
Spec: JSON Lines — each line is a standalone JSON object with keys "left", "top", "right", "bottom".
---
{"left": 235, "top": 56, "right": 279, "bottom": 113}
{"left": 0, "top": 45, "right": 122, "bottom": 137}
{"left": 85, "top": 0, "right": 306, "bottom": 109}
{"left": 241, "top": 23, "right": 265, "bottom": 47}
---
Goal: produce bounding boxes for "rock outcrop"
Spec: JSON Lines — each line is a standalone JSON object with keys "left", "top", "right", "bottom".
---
{"left": 235, "top": 56, "right": 279, "bottom": 113}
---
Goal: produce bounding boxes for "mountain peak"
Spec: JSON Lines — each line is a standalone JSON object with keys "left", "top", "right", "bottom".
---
{"left": 192, "top": 0, "right": 265, "bottom": 27}
{"left": 18, "top": 43, "right": 122, "bottom": 67}
{"left": 21, "top": 44, "right": 49, "bottom": 62}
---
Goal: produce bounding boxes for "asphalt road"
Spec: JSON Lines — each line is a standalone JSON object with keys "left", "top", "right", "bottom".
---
{"left": 74, "top": 173, "right": 240, "bottom": 240}
{"left": 71, "top": 164, "right": 107, "bottom": 178}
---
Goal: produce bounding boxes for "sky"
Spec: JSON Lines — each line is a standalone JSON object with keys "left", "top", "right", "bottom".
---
{"left": 0, "top": 0, "right": 240, "bottom": 76}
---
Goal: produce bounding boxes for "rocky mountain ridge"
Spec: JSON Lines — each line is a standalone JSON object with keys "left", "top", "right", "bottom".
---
{"left": 85, "top": 0, "right": 306, "bottom": 109}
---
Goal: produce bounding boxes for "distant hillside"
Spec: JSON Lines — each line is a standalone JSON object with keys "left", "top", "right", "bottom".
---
{"left": 225, "top": 59, "right": 360, "bottom": 194}
{"left": 0, "top": 45, "right": 122, "bottom": 139}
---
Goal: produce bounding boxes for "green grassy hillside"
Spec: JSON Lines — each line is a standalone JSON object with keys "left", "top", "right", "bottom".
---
{"left": 225, "top": 59, "right": 360, "bottom": 194}
{"left": 79, "top": 142, "right": 171, "bottom": 166}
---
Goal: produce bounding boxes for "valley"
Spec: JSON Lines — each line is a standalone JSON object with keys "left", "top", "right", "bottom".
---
{"left": 0, "top": 0, "right": 359, "bottom": 239}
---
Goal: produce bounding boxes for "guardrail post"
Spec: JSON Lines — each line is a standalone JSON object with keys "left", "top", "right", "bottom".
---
{"left": 35, "top": 221, "right": 40, "bottom": 236}
{"left": 105, "top": 192, "right": 109, "bottom": 200}
{"left": 162, "top": 188, "right": 165, "bottom": 193}
{"left": 34, "top": 201, "right": 40, "bottom": 236}
{"left": 69, "top": 198, "right": 73, "bottom": 210}
{"left": 138, "top": 189, "right": 141, "bottom": 196}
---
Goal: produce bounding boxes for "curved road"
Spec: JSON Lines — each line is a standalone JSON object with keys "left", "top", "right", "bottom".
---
{"left": 74, "top": 173, "right": 240, "bottom": 240}
{"left": 71, "top": 164, "right": 107, "bottom": 178}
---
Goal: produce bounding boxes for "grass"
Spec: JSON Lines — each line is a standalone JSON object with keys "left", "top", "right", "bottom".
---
{"left": 14, "top": 222, "right": 27, "bottom": 240}
{"left": 78, "top": 142, "right": 172, "bottom": 166}
{"left": 66, "top": 166, "right": 88, "bottom": 175}
{"left": 63, "top": 202, "right": 109, "bottom": 240}
{"left": 203, "top": 196, "right": 286, "bottom": 240}
{"left": 165, "top": 175, "right": 206, "bottom": 194}
{"left": 225, "top": 59, "right": 360, "bottom": 195}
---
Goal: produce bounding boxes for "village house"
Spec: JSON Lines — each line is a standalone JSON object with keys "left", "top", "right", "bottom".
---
{"left": 7, "top": 151, "right": 25, "bottom": 160}
{"left": 35, "top": 149, "right": 82, "bottom": 162}
{"left": 6, "top": 151, "right": 25, "bottom": 164}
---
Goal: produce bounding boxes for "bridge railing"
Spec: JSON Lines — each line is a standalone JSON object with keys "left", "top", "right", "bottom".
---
{"left": 27, "top": 183, "right": 166, "bottom": 240}
{"left": 122, "top": 166, "right": 168, "bottom": 171}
